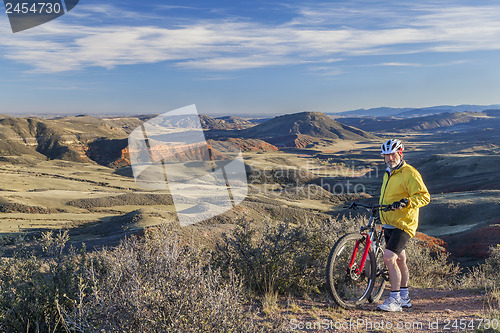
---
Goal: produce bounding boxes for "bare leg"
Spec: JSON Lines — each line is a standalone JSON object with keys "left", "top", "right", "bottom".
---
{"left": 383, "top": 249, "right": 401, "bottom": 291}
{"left": 397, "top": 249, "right": 409, "bottom": 288}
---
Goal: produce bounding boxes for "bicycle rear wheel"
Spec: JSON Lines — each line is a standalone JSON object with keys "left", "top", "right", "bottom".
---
{"left": 369, "top": 245, "right": 389, "bottom": 303}
{"left": 326, "top": 233, "right": 376, "bottom": 309}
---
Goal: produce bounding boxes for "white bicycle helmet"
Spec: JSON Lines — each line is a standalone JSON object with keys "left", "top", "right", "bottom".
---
{"left": 381, "top": 139, "right": 404, "bottom": 155}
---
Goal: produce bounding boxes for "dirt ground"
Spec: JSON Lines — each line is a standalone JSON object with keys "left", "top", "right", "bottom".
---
{"left": 271, "top": 288, "right": 497, "bottom": 332}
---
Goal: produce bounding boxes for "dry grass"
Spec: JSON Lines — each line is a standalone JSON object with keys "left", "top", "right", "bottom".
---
{"left": 262, "top": 288, "right": 279, "bottom": 316}
{"left": 288, "top": 302, "right": 303, "bottom": 315}
{"left": 484, "top": 284, "right": 500, "bottom": 316}
{"left": 481, "top": 247, "right": 500, "bottom": 324}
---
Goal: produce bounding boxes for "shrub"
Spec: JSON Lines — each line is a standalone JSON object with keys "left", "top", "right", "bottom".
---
{"left": 212, "top": 216, "right": 351, "bottom": 296}
{"left": 484, "top": 244, "right": 500, "bottom": 284}
{"left": 0, "top": 227, "right": 265, "bottom": 332}
{"left": 61, "top": 226, "right": 258, "bottom": 332}
{"left": 406, "top": 238, "right": 461, "bottom": 289}
{"left": 0, "top": 230, "right": 84, "bottom": 333}
{"left": 480, "top": 246, "right": 500, "bottom": 322}
{"left": 456, "top": 244, "right": 500, "bottom": 291}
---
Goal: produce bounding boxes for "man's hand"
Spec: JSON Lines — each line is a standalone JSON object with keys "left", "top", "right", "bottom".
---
{"left": 391, "top": 198, "right": 409, "bottom": 210}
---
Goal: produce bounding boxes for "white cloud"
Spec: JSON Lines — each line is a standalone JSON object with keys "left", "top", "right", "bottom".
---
{"left": 380, "top": 62, "right": 422, "bottom": 67}
{"left": 378, "top": 60, "right": 469, "bottom": 67}
{"left": 2, "top": 3, "right": 500, "bottom": 73}
{"left": 308, "top": 66, "right": 343, "bottom": 76}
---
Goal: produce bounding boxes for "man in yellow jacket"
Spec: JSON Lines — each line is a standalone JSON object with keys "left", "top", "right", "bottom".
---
{"left": 377, "top": 139, "right": 430, "bottom": 312}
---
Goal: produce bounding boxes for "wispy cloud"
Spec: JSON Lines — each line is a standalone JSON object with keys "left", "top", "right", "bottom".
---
{"left": 2, "top": 2, "right": 500, "bottom": 73}
{"left": 378, "top": 60, "right": 469, "bottom": 67}
{"left": 379, "top": 62, "right": 421, "bottom": 67}
{"left": 308, "top": 66, "right": 343, "bottom": 76}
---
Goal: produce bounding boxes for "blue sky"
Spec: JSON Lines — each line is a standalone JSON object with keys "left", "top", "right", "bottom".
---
{"left": 1, "top": 0, "right": 500, "bottom": 116}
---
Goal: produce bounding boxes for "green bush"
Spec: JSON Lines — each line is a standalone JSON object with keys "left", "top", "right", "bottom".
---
{"left": 212, "top": 216, "right": 349, "bottom": 295}
{"left": 0, "top": 228, "right": 264, "bottom": 332}
{"left": 0, "top": 230, "right": 84, "bottom": 333}
{"left": 481, "top": 245, "right": 500, "bottom": 322}
{"left": 484, "top": 244, "right": 500, "bottom": 284}
{"left": 406, "top": 238, "right": 461, "bottom": 289}
{"left": 213, "top": 215, "right": 465, "bottom": 295}
{"left": 455, "top": 244, "right": 500, "bottom": 291}
{"left": 60, "top": 226, "right": 258, "bottom": 332}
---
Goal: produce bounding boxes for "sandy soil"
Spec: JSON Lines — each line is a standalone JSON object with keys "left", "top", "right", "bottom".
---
{"left": 274, "top": 288, "right": 496, "bottom": 332}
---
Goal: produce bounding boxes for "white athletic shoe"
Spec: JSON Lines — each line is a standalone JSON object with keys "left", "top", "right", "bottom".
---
{"left": 377, "top": 296, "right": 402, "bottom": 312}
{"left": 401, "top": 296, "right": 412, "bottom": 308}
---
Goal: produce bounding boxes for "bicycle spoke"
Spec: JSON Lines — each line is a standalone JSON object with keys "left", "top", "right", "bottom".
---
{"left": 326, "top": 233, "right": 375, "bottom": 308}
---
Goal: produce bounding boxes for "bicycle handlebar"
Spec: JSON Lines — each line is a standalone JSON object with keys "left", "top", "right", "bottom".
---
{"left": 343, "top": 202, "right": 393, "bottom": 211}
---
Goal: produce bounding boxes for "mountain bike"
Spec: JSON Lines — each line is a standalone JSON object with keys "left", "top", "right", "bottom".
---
{"left": 326, "top": 202, "right": 392, "bottom": 309}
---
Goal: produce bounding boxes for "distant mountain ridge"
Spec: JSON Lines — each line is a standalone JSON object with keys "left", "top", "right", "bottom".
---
{"left": 225, "top": 111, "right": 377, "bottom": 148}
{"left": 5, "top": 107, "right": 496, "bottom": 167}
{"left": 204, "top": 111, "right": 377, "bottom": 148}
{"left": 331, "top": 104, "right": 500, "bottom": 118}
{"left": 337, "top": 111, "right": 496, "bottom": 132}
{"left": 335, "top": 110, "right": 500, "bottom": 145}
{"left": 0, "top": 111, "right": 375, "bottom": 165}
{"left": 240, "top": 112, "right": 375, "bottom": 139}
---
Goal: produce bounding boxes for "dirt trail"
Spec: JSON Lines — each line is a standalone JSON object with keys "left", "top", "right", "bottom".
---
{"left": 278, "top": 288, "right": 495, "bottom": 332}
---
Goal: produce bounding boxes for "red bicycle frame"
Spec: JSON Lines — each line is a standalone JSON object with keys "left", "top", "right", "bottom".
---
{"left": 348, "top": 233, "right": 372, "bottom": 275}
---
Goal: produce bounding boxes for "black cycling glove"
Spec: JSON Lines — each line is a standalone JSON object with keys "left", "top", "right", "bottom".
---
{"left": 391, "top": 198, "right": 409, "bottom": 210}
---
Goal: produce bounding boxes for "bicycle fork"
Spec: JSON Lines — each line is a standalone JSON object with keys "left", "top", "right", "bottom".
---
{"left": 348, "top": 234, "right": 372, "bottom": 275}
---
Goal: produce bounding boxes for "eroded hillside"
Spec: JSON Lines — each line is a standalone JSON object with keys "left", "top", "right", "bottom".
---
{"left": 0, "top": 110, "right": 498, "bottom": 265}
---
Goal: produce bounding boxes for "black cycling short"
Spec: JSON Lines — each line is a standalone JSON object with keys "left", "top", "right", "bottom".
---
{"left": 384, "top": 228, "right": 411, "bottom": 255}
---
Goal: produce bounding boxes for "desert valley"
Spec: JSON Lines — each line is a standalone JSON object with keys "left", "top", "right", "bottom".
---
{"left": 0, "top": 106, "right": 498, "bottom": 265}
{"left": 1, "top": 105, "right": 500, "bottom": 331}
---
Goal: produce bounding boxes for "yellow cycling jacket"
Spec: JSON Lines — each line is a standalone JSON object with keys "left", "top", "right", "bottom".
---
{"left": 379, "top": 161, "right": 430, "bottom": 237}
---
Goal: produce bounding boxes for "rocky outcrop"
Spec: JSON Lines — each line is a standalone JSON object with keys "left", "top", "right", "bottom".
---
{"left": 442, "top": 223, "right": 500, "bottom": 259}
{"left": 199, "top": 115, "right": 255, "bottom": 130}
{"left": 414, "top": 232, "right": 447, "bottom": 252}
{"left": 86, "top": 139, "right": 129, "bottom": 168}
{"left": 217, "top": 138, "right": 278, "bottom": 152}
{"left": 86, "top": 137, "right": 277, "bottom": 167}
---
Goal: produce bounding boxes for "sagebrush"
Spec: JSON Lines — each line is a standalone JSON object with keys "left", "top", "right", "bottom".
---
{"left": 0, "top": 228, "right": 262, "bottom": 333}
{"left": 0, "top": 230, "right": 84, "bottom": 332}
{"left": 212, "top": 217, "right": 348, "bottom": 296}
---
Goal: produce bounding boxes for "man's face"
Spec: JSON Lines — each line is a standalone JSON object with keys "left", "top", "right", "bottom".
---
{"left": 384, "top": 152, "right": 402, "bottom": 169}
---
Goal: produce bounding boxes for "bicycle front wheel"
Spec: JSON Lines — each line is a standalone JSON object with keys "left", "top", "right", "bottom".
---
{"left": 326, "top": 233, "right": 376, "bottom": 309}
